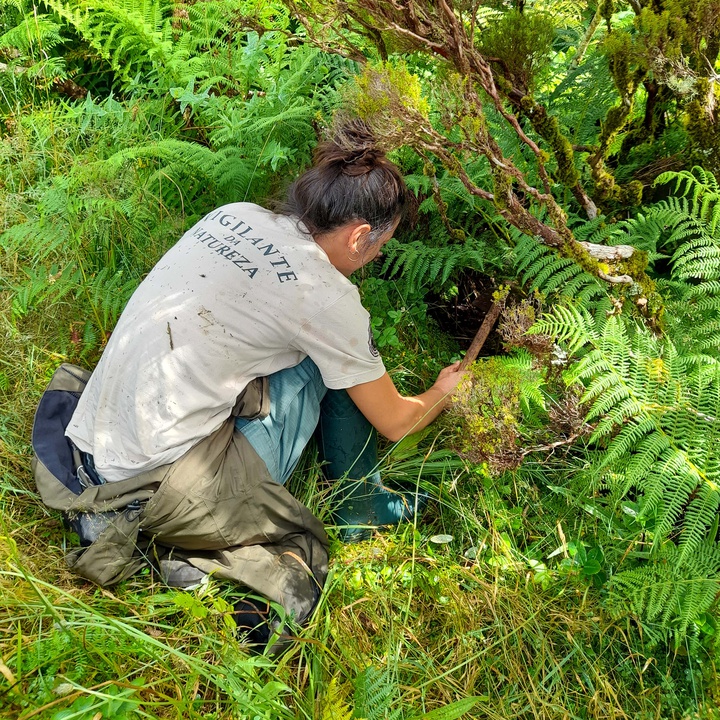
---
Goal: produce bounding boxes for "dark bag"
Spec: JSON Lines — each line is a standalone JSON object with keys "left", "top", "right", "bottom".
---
{"left": 32, "top": 363, "right": 93, "bottom": 510}
{"left": 31, "top": 363, "right": 157, "bottom": 584}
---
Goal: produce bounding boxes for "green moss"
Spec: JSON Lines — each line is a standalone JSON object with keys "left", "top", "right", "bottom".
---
{"left": 520, "top": 96, "right": 579, "bottom": 187}
{"left": 519, "top": 95, "right": 534, "bottom": 113}
{"left": 492, "top": 169, "right": 514, "bottom": 212}
{"left": 619, "top": 126, "right": 651, "bottom": 157}
{"left": 562, "top": 239, "right": 601, "bottom": 277}
{"left": 600, "top": 0, "right": 614, "bottom": 24}
{"left": 618, "top": 248, "right": 649, "bottom": 277}
{"left": 442, "top": 358, "right": 527, "bottom": 472}
{"left": 458, "top": 112, "right": 488, "bottom": 144}
{"left": 589, "top": 95, "right": 640, "bottom": 203}
{"left": 478, "top": 10, "right": 555, "bottom": 92}
{"left": 645, "top": 289, "right": 665, "bottom": 326}
{"left": 592, "top": 166, "right": 616, "bottom": 202}
{"left": 596, "top": 0, "right": 720, "bottom": 191}
{"left": 351, "top": 61, "right": 430, "bottom": 122}
{"left": 615, "top": 180, "right": 644, "bottom": 207}
{"left": 614, "top": 251, "right": 665, "bottom": 325}
{"left": 603, "top": 32, "right": 635, "bottom": 96}
{"left": 494, "top": 75, "right": 513, "bottom": 96}
{"left": 686, "top": 79, "right": 720, "bottom": 175}
{"left": 636, "top": 6, "right": 687, "bottom": 63}
{"left": 560, "top": 243, "right": 663, "bottom": 324}
{"left": 601, "top": 104, "right": 634, "bottom": 150}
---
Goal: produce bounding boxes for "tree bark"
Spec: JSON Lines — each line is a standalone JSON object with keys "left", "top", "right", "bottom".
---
{"left": 460, "top": 301, "right": 503, "bottom": 370}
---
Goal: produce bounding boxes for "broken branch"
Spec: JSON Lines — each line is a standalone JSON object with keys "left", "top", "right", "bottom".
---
{"left": 460, "top": 301, "right": 503, "bottom": 370}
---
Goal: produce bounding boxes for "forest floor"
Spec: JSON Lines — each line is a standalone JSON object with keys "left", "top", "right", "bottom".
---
{"left": 1, "top": 281, "right": 717, "bottom": 719}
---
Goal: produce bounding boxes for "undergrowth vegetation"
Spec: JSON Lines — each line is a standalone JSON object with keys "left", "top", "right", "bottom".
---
{"left": 3, "top": 0, "right": 720, "bottom": 717}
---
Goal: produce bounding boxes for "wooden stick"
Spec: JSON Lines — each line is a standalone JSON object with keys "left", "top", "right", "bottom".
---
{"left": 459, "top": 301, "right": 503, "bottom": 370}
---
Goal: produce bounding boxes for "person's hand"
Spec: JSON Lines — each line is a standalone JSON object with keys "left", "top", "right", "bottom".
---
{"left": 432, "top": 361, "right": 465, "bottom": 398}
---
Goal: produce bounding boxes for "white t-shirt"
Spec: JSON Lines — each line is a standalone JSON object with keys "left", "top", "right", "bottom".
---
{"left": 66, "top": 203, "right": 385, "bottom": 482}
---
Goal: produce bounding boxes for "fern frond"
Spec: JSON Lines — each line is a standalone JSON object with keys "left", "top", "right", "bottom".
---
{"left": 671, "top": 235, "right": 720, "bottom": 280}
{"left": 493, "top": 349, "right": 547, "bottom": 415}
{"left": 607, "top": 541, "right": 720, "bottom": 644}
{"left": 320, "top": 678, "right": 354, "bottom": 720}
{"left": 681, "top": 483, "right": 720, "bottom": 562}
{"left": 0, "top": 13, "right": 65, "bottom": 54}
{"left": 513, "top": 234, "right": 607, "bottom": 310}
{"left": 404, "top": 173, "right": 434, "bottom": 196}
{"left": 84, "top": 265, "right": 141, "bottom": 329}
{"left": 43, "top": 0, "right": 175, "bottom": 84}
{"left": 530, "top": 304, "right": 597, "bottom": 355}
{"left": 655, "top": 167, "right": 720, "bottom": 234}
{"left": 353, "top": 666, "right": 402, "bottom": 720}
{"left": 382, "top": 237, "right": 489, "bottom": 294}
{"left": 539, "top": 305, "right": 720, "bottom": 569}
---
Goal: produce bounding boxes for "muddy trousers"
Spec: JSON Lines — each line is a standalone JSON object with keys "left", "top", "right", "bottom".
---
{"left": 31, "top": 362, "right": 331, "bottom": 653}
{"left": 132, "top": 358, "right": 384, "bottom": 629}
{"left": 32, "top": 359, "right": 396, "bottom": 652}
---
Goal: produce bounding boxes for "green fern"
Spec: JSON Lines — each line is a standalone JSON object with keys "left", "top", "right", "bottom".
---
{"left": 532, "top": 306, "right": 720, "bottom": 638}
{"left": 542, "top": 45, "right": 618, "bottom": 150}
{"left": 353, "top": 666, "right": 402, "bottom": 720}
{"left": 0, "top": 12, "right": 65, "bottom": 56}
{"left": 540, "top": 168, "right": 720, "bottom": 358}
{"left": 495, "top": 349, "right": 547, "bottom": 419}
{"left": 607, "top": 539, "right": 720, "bottom": 645}
{"left": 382, "top": 237, "right": 489, "bottom": 295}
{"left": 0, "top": 2, "right": 69, "bottom": 107}
{"left": 321, "top": 678, "right": 354, "bottom": 720}
{"left": 0, "top": 13, "right": 343, "bottom": 339}
{"left": 514, "top": 234, "right": 610, "bottom": 312}
{"left": 649, "top": 169, "right": 720, "bottom": 354}
{"left": 42, "top": 0, "right": 177, "bottom": 84}
{"left": 656, "top": 167, "right": 720, "bottom": 234}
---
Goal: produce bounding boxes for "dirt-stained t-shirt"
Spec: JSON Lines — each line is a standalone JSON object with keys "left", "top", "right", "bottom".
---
{"left": 66, "top": 203, "right": 385, "bottom": 482}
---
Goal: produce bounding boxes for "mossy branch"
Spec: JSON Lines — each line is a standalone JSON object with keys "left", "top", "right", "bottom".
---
{"left": 291, "top": 0, "right": 663, "bottom": 306}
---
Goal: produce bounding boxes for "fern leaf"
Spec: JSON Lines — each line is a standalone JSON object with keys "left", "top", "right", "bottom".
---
{"left": 531, "top": 304, "right": 597, "bottom": 355}
{"left": 607, "top": 542, "right": 720, "bottom": 644}
{"left": 320, "top": 678, "right": 354, "bottom": 720}
{"left": 354, "top": 666, "right": 402, "bottom": 720}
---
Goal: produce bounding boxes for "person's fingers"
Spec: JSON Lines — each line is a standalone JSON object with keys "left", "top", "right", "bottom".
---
{"left": 441, "top": 361, "right": 462, "bottom": 374}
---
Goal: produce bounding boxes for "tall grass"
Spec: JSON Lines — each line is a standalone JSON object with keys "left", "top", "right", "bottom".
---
{"left": 1, "top": 365, "right": 714, "bottom": 719}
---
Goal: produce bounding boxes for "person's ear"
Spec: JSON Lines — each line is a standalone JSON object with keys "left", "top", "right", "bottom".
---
{"left": 347, "top": 222, "right": 372, "bottom": 254}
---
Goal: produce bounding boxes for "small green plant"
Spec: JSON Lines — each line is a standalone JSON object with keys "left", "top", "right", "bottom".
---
{"left": 50, "top": 682, "right": 144, "bottom": 720}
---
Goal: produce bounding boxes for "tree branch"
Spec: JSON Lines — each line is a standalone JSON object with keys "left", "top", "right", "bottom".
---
{"left": 569, "top": 5, "right": 602, "bottom": 71}
{"left": 460, "top": 300, "right": 503, "bottom": 370}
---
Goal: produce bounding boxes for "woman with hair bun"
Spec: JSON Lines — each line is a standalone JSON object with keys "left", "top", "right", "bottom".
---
{"left": 54, "top": 121, "right": 463, "bottom": 649}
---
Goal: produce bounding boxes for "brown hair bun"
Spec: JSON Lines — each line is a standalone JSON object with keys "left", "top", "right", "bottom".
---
{"left": 282, "top": 117, "right": 409, "bottom": 240}
{"left": 314, "top": 120, "right": 387, "bottom": 177}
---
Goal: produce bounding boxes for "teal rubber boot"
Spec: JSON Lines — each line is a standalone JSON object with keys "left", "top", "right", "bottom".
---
{"left": 316, "top": 390, "right": 426, "bottom": 542}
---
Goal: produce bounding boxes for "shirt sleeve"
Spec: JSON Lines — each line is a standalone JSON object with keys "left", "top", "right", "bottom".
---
{"left": 292, "top": 288, "right": 386, "bottom": 389}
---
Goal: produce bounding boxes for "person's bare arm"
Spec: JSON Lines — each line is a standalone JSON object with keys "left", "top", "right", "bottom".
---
{"left": 346, "top": 363, "right": 464, "bottom": 442}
